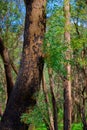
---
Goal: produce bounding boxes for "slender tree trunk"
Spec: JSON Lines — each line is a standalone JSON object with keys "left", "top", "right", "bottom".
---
{"left": 48, "top": 68, "right": 58, "bottom": 130}
{"left": 63, "top": 0, "right": 72, "bottom": 130}
{"left": 0, "top": 0, "right": 46, "bottom": 129}
{"left": 81, "top": 93, "right": 87, "bottom": 130}
{"left": 42, "top": 72, "right": 54, "bottom": 130}
{"left": 0, "top": 38, "right": 14, "bottom": 102}
{"left": 0, "top": 103, "right": 2, "bottom": 117}
{"left": 10, "top": 58, "right": 18, "bottom": 75}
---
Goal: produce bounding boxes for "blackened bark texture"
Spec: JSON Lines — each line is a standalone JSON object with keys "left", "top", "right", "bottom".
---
{"left": 63, "top": 0, "right": 72, "bottom": 130}
{"left": 48, "top": 68, "right": 58, "bottom": 130}
{"left": 0, "top": 38, "right": 14, "bottom": 102}
{"left": 0, "top": 0, "right": 46, "bottom": 129}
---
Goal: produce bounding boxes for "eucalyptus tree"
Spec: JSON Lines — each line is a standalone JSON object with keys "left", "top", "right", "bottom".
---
{"left": 0, "top": 0, "right": 23, "bottom": 113}
{"left": 0, "top": 0, "right": 46, "bottom": 129}
{"left": 63, "top": 0, "right": 72, "bottom": 130}
{"left": 71, "top": 0, "right": 87, "bottom": 129}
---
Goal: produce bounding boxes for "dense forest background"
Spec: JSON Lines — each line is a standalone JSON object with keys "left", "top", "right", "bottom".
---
{"left": 0, "top": 0, "right": 87, "bottom": 130}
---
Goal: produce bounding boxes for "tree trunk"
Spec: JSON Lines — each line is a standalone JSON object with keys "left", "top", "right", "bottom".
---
{"left": 0, "top": 38, "right": 14, "bottom": 102}
{"left": 48, "top": 68, "right": 58, "bottom": 130}
{"left": 0, "top": 103, "right": 2, "bottom": 117}
{"left": 63, "top": 0, "right": 72, "bottom": 130}
{"left": 0, "top": 0, "right": 46, "bottom": 129}
{"left": 42, "top": 72, "right": 54, "bottom": 130}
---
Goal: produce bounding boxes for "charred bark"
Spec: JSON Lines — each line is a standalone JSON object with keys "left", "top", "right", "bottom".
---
{"left": 0, "top": 0, "right": 46, "bottom": 129}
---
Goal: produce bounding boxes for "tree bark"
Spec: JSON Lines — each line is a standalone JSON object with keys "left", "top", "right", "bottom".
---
{"left": 42, "top": 72, "right": 54, "bottom": 130}
{"left": 48, "top": 68, "right": 58, "bottom": 130}
{"left": 10, "top": 58, "right": 18, "bottom": 75}
{"left": 0, "top": 38, "right": 14, "bottom": 102}
{"left": 63, "top": 0, "right": 72, "bottom": 130}
{"left": 0, "top": 0, "right": 46, "bottom": 129}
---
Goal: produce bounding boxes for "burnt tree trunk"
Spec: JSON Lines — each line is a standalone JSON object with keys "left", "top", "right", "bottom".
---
{"left": 0, "top": 0, "right": 46, "bottom": 129}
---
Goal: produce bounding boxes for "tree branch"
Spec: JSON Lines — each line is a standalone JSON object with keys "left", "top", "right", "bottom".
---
{"left": 0, "top": 38, "right": 14, "bottom": 102}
